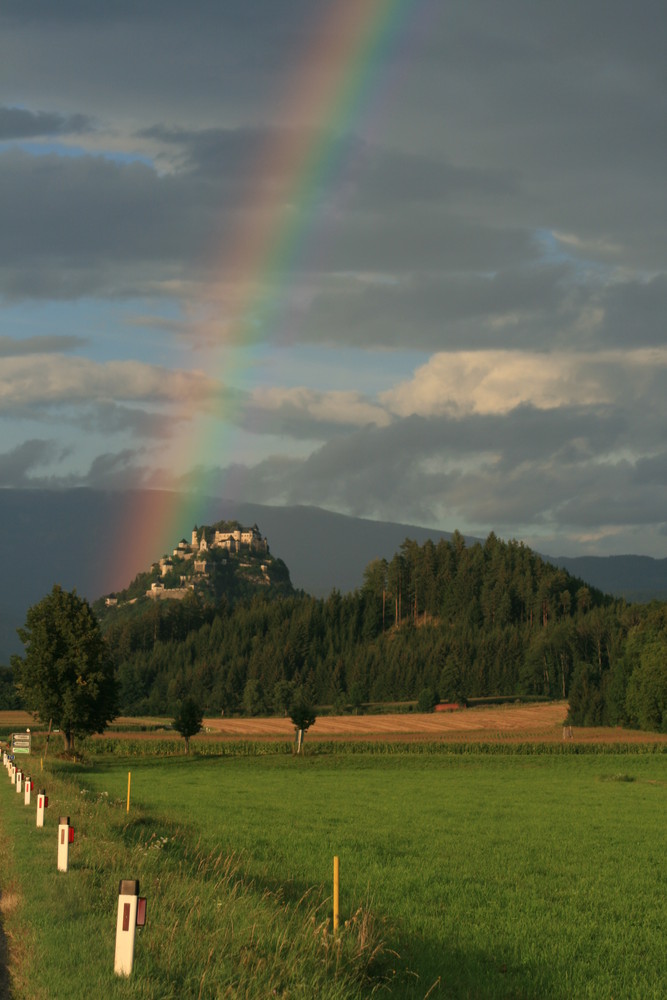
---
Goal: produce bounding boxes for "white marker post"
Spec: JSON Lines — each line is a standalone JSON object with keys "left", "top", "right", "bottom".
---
{"left": 15, "top": 769, "right": 23, "bottom": 794}
{"left": 57, "top": 816, "right": 74, "bottom": 872}
{"left": 10, "top": 764, "right": 16, "bottom": 785}
{"left": 24, "top": 775, "right": 33, "bottom": 806}
{"left": 114, "top": 879, "right": 147, "bottom": 976}
{"left": 36, "top": 789, "right": 48, "bottom": 827}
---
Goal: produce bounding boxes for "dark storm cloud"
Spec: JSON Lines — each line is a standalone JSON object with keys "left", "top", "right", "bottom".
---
{"left": 0, "top": 149, "right": 208, "bottom": 261}
{"left": 83, "top": 449, "right": 151, "bottom": 488}
{"left": 0, "top": 148, "right": 216, "bottom": 299}
{"left": 633, "top": 452, "right": 667, "bottom": 487}
{"left": 0, "top": 439, "right": 71, "bottom": 487}
{"left": 69, "top": 402, "right": 174, "bottom": 440}
{"left": 311, "top": 206, "right": 534, "bottom": 276}
{"left": 0, "top": 106, "right": 93, "bottom": 139}
{"left": 0, "top": 437, "right": 150, "bottom": 489}
{"left": 1, "top": 0, "right": 664, "bottom": 314}
{"left": 298, "top": 264, "right": 587, "bottom": 351}
{"left": 0, "top": 2, "right": 319, "bottom": 129}
{"left": 343, "top": 146, "right": 518, "bottom": 209}
{"left": 237, "top": 406, "right": 372, "bottom": 443}
{"left": 138, "top": 124, "right": 292, "bottom": 179}
{"left": 0, "top": 132, "right": 534, "bottom": 304}
{"left": 600, "top": 276, "right": 667, "bottom": 348}
{"left": 1, "top": 400, "right": 182, "bottom": 442}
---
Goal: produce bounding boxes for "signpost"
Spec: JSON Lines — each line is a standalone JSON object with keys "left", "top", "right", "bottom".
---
{"left": 12, "top": 731, "right": 31, "bottom": 755}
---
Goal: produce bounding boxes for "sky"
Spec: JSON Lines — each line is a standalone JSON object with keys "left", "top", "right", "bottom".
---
{"left": 1, "top": 0, "right": 666, "bottom": 558}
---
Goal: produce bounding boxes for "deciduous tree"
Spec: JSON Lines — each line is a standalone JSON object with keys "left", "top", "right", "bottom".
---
{"left": 12, "top": 585, "right": 117, "bottom": 752}
{"left": 173, "top": 697, "right": 204, "bottom": 753}
{"left": 289, "top": 690, "right": 316, "bottom": 753}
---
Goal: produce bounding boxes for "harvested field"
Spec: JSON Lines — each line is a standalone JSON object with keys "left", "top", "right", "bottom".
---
{"left": 4, "top": 703, "right": 666, "bottom": 745}
{"left": 0, "top": 711, "right": 34, "bottom": 728}
{"left": 202, "top": 701, "right": 571, "bottom": 741}
{"left": 197, "top": 702, "right": 667, "bottom": 743}
{"left": 108, "top": 702, "right": 665, "bottom": 744}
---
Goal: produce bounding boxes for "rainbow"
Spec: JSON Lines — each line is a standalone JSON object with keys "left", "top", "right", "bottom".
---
{"left": 110, "top": 0, "right": 425, "bottom": 591}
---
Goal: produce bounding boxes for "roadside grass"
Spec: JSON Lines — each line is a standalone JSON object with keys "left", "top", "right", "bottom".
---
{"left": 0, "top": 762, "right": 390, "bottom": 999}
{"left": 1, "top": 750, "right": 666, "bottom": 998}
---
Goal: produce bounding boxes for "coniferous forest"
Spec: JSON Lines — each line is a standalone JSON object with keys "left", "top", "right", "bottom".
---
{"left": 93, "top": 530, "right": 666, "bottom": 733}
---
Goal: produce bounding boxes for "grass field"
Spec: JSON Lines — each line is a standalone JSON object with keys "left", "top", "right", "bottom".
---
{"left": 1, "top": 746, "right": 665, "bottom": 999}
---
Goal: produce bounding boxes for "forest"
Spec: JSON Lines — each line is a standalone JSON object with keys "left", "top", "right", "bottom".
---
{"left": 95, "top": 531, "right": 665, "bottom": 733}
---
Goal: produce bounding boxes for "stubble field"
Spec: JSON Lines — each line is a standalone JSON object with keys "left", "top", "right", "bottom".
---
{"left": 4, "top": 702, "right": 667, "bottom": 747}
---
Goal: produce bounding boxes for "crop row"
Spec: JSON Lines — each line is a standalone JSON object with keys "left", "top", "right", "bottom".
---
{"left": 81, "top": 736, "right": 667, "bottom": 757}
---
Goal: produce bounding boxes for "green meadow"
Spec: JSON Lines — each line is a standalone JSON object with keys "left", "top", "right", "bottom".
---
{"left": 1, "top": 750, "right": 666, "bottom": 998}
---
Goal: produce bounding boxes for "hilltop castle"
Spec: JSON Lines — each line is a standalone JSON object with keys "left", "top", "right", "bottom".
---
{"left": 144, "top": 522, "right": 270, "bottom": 601}
{"left": 191, "top": 524, "right": 268, "bottom": 555}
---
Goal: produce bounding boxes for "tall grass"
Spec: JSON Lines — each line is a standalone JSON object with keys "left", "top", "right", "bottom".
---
{"left": 0, "top": 763, "right": 391, "bottom": 998}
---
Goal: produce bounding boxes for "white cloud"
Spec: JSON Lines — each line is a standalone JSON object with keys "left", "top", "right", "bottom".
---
{"left": 381, "top": 349, "right": 667, "bottom": 417}
{"left": 0, "top": 355, "right": 219, "bottom": 410}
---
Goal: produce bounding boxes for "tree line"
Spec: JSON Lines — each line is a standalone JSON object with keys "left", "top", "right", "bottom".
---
{"left": 7, "top": 533, "right": 667, "bottom": 736}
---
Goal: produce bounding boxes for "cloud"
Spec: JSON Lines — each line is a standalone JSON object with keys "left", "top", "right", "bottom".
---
{"left": 600, "top": 275, "right": 667, "bottom": 348}
{"left": 171, "top": 399, "right": 667, "bottom": 546}
{"left": 83, "top": 449, "right": 152, "bottom": 489}
{"left": 0, "top": 437, "right": 157, "bottom": 490}
{"left": 298, "top": 264, "right": 592, "bottom": 351}
{"left": 0, "top": 148, "right": 217, "bottom": 300}
{"left": 68, "top": 402, "right": 176, "bottom": 439}
{"left": 381, "top": 348, "right": 667, "bottom": 417}
{"left": 242, "top": 386, "right": 391, "bottom": 438}
{"left": 0, "top": 355, "right": 220, "bottom": 411}
{"left": 1, "top": 2, "right": 666, "bottom": 556}
{"left": 0, "top": 105, "right": 93, "bottom": 139}
{"left": 0, "top": 335, "right": 86, "bottom": 356}
{"left": 0, "top": 439, "right": 72, "bottom": 487}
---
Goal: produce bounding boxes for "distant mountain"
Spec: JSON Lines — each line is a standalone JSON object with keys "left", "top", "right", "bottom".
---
{"left": 547, "top": 555, "right": 667, "bottom": 605}
{"left": 1, "top": 488, "right": 665, "bottom": 663}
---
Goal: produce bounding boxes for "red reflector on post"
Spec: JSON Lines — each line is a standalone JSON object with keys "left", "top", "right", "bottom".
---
{"left": 136, "top": 897, "right": 147, "bottom": 927}
{"left": 69, "top": 827, "right": 75, "bottom": 843}
{"left": 122, "top": 902, "right": 131, "bottom": 932}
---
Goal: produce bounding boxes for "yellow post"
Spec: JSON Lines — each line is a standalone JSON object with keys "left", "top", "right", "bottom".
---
{"left": 333, "top": 855, "right": 339, "bottom": 933}
{"left": 40, "top": 757, "right": 43, "bottom": 772}
{"left": 126, "top": 771, "right": 131, "bottom": 813}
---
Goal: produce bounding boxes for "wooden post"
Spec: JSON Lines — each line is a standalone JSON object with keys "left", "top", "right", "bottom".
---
{"left": 127, "top": 771, "right": 131, "bottom": 813}
{"left": 333, "top": 856, "right": 339, "bottom": 933}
